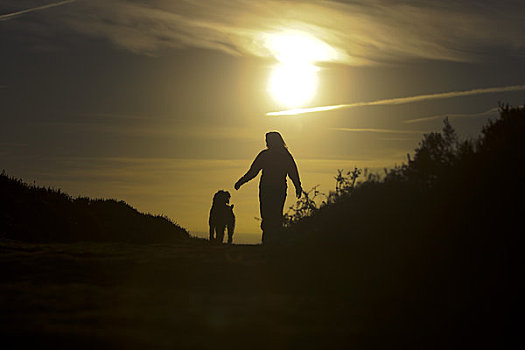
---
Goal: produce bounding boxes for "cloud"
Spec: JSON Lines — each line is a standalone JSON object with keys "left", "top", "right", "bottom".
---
{"left": 10, "top": 0, "right": 521, "bottom": 65}
{"left": 404, "top": 107, "right": 500, "bottom": 124}
{"left": 28, "top": 114, "right": 259, "bottom": 141}
{"left": 267, "top": 85, "right": 525, "bottom": 116}
{"left": 331, "top": 128, "right": 425, "bottom": 134}
{"left": 377, "top": 137, "right": 414, "bottom": 142}
{"left": 0, "top": 0, "right": 76, "bottom": 21}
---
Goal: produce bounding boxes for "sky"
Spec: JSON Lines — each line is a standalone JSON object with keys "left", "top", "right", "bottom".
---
{"left": 1, "top": 0, "right": 525, "bottom": 242}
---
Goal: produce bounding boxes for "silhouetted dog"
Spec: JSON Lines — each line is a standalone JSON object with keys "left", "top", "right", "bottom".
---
{"left": 209, "top": 190, "right": 235, "bottom": 244}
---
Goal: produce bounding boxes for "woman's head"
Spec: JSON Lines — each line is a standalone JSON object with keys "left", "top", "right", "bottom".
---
{"left": 265, "top": 131, "right": 287, "bottom": 150}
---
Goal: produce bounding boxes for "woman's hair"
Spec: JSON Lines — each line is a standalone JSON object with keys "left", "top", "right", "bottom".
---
{"left": 265, "top": 131, "right": 287, "bottom": 150}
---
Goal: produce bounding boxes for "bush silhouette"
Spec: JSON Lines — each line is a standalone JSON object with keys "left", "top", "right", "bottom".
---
{"left": 285, "top": 104, "right": 524, "bottom": 243}
{"left": 0, "top": 172, "right": 189, "bottom": 243}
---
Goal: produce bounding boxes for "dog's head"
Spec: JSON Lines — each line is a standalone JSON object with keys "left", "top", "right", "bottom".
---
{"left": 212, "top": 190, "right": 231, "bottom": 206}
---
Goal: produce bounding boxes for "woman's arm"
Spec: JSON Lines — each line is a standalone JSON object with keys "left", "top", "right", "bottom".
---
{"left": 287, "top": 152, "right": 302, "bottom": 198}
{"left": 234, "top": 151, "right": 264, "bottom": 190}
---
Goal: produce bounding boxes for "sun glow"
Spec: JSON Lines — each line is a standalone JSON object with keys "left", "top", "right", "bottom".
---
{"left": 266, "top": 33, "right": 335, "bottom": 64}
{"left": 268, "top": 64, "right": 318, "bottom": 108}
{"left": 265, "top": 32, "right": 334, "bottom": 108}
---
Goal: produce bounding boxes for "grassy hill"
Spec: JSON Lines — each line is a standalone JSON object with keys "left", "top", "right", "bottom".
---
{"left": 0, "top": 173, "right": 190, "bottom": 243}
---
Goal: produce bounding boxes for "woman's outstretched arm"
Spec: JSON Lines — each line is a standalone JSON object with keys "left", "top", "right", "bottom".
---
{"left": 234, "top": 151, "right": 264, "bottom": 190}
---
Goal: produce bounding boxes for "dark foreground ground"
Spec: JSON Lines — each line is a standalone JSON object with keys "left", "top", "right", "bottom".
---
{"left": 1, "top": 238, "right": 508, "bottom": 350}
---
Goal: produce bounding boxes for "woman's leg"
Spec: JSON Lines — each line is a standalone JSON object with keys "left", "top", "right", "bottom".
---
{"left": 259, "top": 188, "right": 287, "bottom": 244}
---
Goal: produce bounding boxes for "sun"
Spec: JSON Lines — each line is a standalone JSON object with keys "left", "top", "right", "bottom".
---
{"left": 268, "top": 64, "right": 318, "bottom": 108}
{"left": 265, "top": 32, "right": 334, "bottom": 108}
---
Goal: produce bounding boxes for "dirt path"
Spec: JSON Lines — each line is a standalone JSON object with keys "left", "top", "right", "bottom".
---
{"left": 1, "top": 239, "right": 479, "bottom": 349}
{"left": 1, "top": 240, "right": 373, "bottom": 349}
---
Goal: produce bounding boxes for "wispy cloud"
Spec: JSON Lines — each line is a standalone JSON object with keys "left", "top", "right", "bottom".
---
{"left": 377, "top": 137, "right": 414, "bottom": 142}
{"left": 0, "top": 0, "right": 76, "bottom": 21}
{"left": 267, "top": 85, "right": 525, "bottom": 116}
{"left": 9, "top": 0, "right": 521, "bottom": 65}
{"left": 27, "top": 113, "right": 259, "bottom": 141}
{"left": 404, "top": 107, "right": 500, "bottom": 124}
{"left": 331, "top": 128, "right": 425, "bottom": 134}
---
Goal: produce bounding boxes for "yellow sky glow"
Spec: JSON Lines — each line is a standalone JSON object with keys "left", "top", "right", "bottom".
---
{"left": 2, "top": 1, "right": 523, "bottom": 243}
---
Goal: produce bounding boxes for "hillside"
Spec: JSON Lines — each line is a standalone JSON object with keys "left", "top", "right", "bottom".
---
{"left": 0, "top": 173, "right": 190, "bottom": 243}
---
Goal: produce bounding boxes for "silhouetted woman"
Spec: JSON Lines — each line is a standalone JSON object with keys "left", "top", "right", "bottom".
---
{"left": 235, "top": 131, "right": 302, "bottom": 244}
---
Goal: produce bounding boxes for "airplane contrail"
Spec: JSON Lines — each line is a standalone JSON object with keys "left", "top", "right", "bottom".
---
{"left": 267, "top": 85, "right": 525, "bottom": 116}
{"left": 0, "top": 0, "right": 76, "bottom": 21}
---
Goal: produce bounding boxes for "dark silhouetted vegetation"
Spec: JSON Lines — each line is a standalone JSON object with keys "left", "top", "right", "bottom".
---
{"left": 283, "top": 185, "right": 323, "bottom": 225}
{"left": 0, "top": 173, "right": 190, "bottom": 243}
{"left": 278, "top": 104, "right": 524, "bottom": 347}
{"left": 285, "top": 105, "right": 524, "bottom": 243}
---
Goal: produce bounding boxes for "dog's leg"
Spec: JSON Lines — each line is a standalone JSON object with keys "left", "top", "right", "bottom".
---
{"left": 209, "top": 225, "right": 215, "bottom": 242}
{"left": 217, "top": 225, "right": 225, "bottom": 244}
{"left": 227, "top": 224, "right": 234, "bottom": 244}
